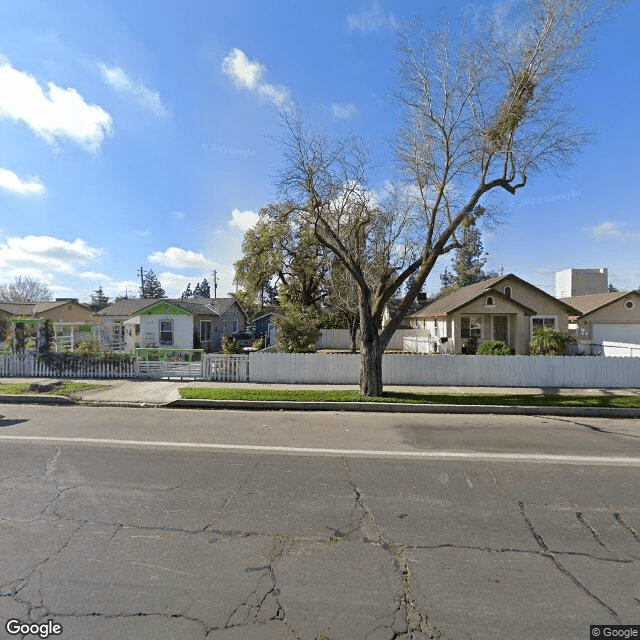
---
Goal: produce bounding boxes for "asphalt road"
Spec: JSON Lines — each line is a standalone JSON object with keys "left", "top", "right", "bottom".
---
{"left": 0, "top": 405, "right": 639, "bottom": 640}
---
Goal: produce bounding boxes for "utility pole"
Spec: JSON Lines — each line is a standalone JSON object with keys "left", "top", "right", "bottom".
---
{"left": 138, "top": 266, "right": 146, "bottom": 297}
{"left": 211, "top": 270, "right": 218, "bottom": 298}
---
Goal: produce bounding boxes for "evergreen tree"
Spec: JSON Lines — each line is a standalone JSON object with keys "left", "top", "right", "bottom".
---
{"left": 439, "top": 212, "right": 498, "bottom": 294}
{"left": 193, "top": 282, "right": 202, "bottom": 297}
{"left": 181, "top": 283, "right": 193, "bottom": 300}
{"left": 199, "top": 278, "right": 211, "bottom": 298}
{"left": 90, "top": 285, "right": 110, "bottom": 311}
{"left": 140, "top": 270, "right": 166, "bottom": 299}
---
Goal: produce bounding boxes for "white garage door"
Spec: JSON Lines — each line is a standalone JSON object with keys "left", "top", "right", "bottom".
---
{"left": 593, "top": 324, "right": 640, "bottom": 345}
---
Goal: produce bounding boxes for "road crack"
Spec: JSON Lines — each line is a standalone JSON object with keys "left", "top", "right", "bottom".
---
{"left": 519, "top": 501, "right": 619, "bottom": 620}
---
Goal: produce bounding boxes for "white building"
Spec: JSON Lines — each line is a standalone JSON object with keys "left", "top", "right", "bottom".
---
{"left": 555, "top": 268, "right": 608, "bottom": 298}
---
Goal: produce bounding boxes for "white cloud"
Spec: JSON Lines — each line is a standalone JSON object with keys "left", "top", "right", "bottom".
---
{"left": 148, "top": 247, "right": 212, "bottom": 271}
{"left": 330, "top": 102, "right": 357, "bottom": 119}
{"left": 134, "top": 230, "right": 152, "bottom": 237}
{"left": 586, "top": 220, "right": 640, "bottom": 241}
{"left": 222, "top": 48, "right": 291, "bottom": 107}
{"left": 228, "top": 208, "right": 259, "bottom": 232}
{"left": 347, "top": 1, "right": 397, "bottom": 32}
{"left": 171, "top": 211, "right": 185, "bottom": 220}
{"left": 78, "top": 271, "right": 112, "bottom": 281}
{"left": 98, "top": 62, "right": 169, "bottom": 118}
{"left": 156, "top": 272, "right": 207, "bottom": 298}
{"left": 0, "top": 235, "right": 105, "bottom": 282}
{"left": 0, "top": 59, "right": 112, "bottom": 151}
{"left": 0, "top": 168, "right": 45, "bottom": 196}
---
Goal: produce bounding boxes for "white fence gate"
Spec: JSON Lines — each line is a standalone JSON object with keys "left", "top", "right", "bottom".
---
{"left": 204, "top": 355, "right": 249, "bottom": 382}
{"left": 137, "top": 360, "right": 204, "bottom": 379}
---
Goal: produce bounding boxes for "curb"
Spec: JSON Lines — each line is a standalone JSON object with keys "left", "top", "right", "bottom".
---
{"left": 2, "top": 394, "right": 639, "bottom": 418}
{"left": 168, "top": 398, "right": 640, "bottom": 418}
{"left": 0, "top": 394, "right": 75, "bottom": 406}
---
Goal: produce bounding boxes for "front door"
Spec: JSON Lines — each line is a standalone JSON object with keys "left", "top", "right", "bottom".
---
{"left": 493, "top": 315, "right": 508, "bottom": 342}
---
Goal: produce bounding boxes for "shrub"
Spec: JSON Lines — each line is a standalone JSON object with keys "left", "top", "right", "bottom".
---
{"left": 252, "top": 337, "right": 265, "bottom": 350}
{"left": 529, "top": 327, "right": 566, "bottom": 356}
{"left": 477, "top": 340, "right": 514, "bottom": 355}
{"left": 275, "top": 300, "right": 321, "bottom": 353}
{"left": 222, "top": 336, "right": 243, "bottom": 354}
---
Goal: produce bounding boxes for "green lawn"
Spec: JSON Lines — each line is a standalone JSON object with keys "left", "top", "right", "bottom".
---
{"left": 0, "top": 381, "right": 106, "bottom": 395}
{"left": 178, "top": 387, "right": 640, "bottom": 408}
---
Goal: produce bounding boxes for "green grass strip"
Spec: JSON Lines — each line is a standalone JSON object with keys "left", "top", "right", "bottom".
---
{"left": 0, "top": 383, "right": 30, "bottom": 395}
{"left": 178, "top": 387, "right": 640, "bottom": 408}
{"left": 0, "top": 382, "right": 105, "bottom": 396}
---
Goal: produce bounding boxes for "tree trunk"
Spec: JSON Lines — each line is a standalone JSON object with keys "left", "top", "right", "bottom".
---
{"left": 349, "top": 319, "right": 358, "bottom": 354}
{"left": 358, "top": 303, "right": 383, "bottom": 396}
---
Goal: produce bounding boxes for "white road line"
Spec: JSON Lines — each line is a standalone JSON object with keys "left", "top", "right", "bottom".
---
{"left": 0, "top": 434, "right": 638, "bottom": 465}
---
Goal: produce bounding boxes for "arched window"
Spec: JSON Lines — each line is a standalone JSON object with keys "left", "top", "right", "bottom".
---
{"left": 486, "top": 296, "right": 494, "bottom": 306}
{"left": 504, "top": 286, "right": 511, "bottom": 298}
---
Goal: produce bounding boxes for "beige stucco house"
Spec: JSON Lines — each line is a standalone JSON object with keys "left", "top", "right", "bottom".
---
{"left": 407, "top": 274, "right": 580, "bottom": 354}
{"left": 561, "top": 291, "right": 640, "bottom": 353}
{"left": 0, "top": 299, "right": 95, "bottom": 342}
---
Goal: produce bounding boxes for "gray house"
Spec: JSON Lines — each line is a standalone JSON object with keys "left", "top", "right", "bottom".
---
{"left": 97, "top": 296, "right": 247, "bottom": 351}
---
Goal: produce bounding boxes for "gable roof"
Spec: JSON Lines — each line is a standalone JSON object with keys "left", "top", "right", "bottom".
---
{"left": 409, "top": 278, "right": 537, "bottom": 318}
{"left": 0, "top": 300, "right": 92, "bottom": 317}
{"left": 560, "top": 291, "right": 640, "bottom": 317}
{"left": 98, "top": 297, "right": 244, "bottom": 319}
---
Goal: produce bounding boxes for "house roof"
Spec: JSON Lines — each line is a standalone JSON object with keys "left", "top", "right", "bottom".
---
{"left": 0, "top": 300, "right": 92, "bottom": 317}
{"left": 98, "top": 297, "right": 243, "bottom": 319}
{"left": 0, "top": 302, "right": 38, "bottom": 316}
{"left": 97, "top": 299, "right": 157, "bottom": 317}
{"left": 408, "top": 276, "right": 538, "bottom": 318}
{"left": 560, "top": 291, "right": 640, "bottom": 317}
{"left": 409, "top": 274, "right": 582, "bottom": 319}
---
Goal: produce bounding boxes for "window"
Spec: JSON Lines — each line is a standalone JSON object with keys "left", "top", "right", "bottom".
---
{"left": 624, "top": 300, "right": 634, "bottom": 310}
{"left": 504, "top": 286, "right": 511, "bottom": 298}
{"left": 233, "top": 319, "right": 238, "bottom": 333}
{"left": 461, "top": 316, "right": 482, "bottom": 340}
{"left": 485, "top": 296, "right": 494, "bottom": 306}
{"left": 531, "top": 316, "right": 556, "bottom": 332}
{"left": 201, "top": 320, "right": 212, "bottom": 341}
{"left": 160, "top": 320, "right": 173, "bottom": 345}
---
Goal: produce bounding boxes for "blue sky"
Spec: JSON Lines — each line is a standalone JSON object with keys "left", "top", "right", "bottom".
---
{"left": 0, "top": 0, "right": 638, "bottom": 304}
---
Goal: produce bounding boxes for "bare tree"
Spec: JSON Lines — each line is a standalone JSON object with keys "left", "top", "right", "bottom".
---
{"left": 278, "top": 0, "right": 626, "bottom": 396}
{"left": 0, "top": 276, "right": 52, "bottom": 302}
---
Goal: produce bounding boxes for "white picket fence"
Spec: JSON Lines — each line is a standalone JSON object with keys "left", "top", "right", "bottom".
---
{"left": 316, "top": 329, "right": 421, "bottom": 350}
{"left": 3, "top": 352, "right": 639, "bottom": 387}
{"left": 204, "top": 355, "right": 249, "bottom": 382}
{"left": 247, "top": 353, "right": 640, "bottom": 388}
{"left": 0, "top": 354, "right": 137, "bottom": 379}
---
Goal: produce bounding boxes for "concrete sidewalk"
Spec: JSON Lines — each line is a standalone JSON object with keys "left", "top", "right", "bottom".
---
{"left": 1, "top": 377, "right": 640, "bottom": 417}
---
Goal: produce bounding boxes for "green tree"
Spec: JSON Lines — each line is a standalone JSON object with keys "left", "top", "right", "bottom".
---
{"left": 140, "top": 270, "right": 166, "bottom": 299}
{"left": 181, "top": 283, "right": 193, "bottom": 300}
{"left": 235, "top": 203, "right": 328, "bottom": 310}
{"left": 199, "top": 278, "right": 211, "bottom": 298}
{"left": 439, "top": 213, "right": 499, "bottom": 294}
{"left": 275, "top": 300, "right": 321, "bottom": 353}
{"left": 90, "top": 285, "right": 110, "bottom": 311}
{"left": 276, "top": 0, "right": 624, "bottom": 396}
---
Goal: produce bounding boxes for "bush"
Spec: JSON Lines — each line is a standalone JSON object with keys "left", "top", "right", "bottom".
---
{"left": 275, "top": 301, "right": 321, "bottom": 353}
{"left": 222, "top": 336, "right": 243, "bottom": 354}
{"left": 529, "top": 327, "right": 566, "bottom": 356}
{"left": 476, "top": 340, "right": 514, "bottom": 355}
{"left": 252, "top": 337, "right": 265, "bottom": 350}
